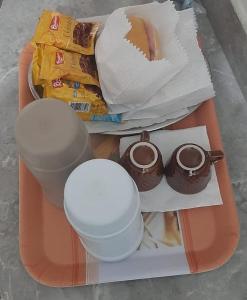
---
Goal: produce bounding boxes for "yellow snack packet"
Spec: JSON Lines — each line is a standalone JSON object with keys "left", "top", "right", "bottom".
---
{"left": 32, "top": 44, "right": 45, "bottom": 85}
{"left": 43, "top": 79, "right": 108, "bottom": 121}
{"left": 32, "top": 10, "right": 99, "bottom": 55}
{"left": 40, "top": 45, "right": 100, "bottom": 86}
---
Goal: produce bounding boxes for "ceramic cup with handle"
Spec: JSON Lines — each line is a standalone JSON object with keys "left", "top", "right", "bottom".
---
{"left": 120, "top": 131, "right": 164, "bottom": 192}
{"left": 165, "top": 143, "right": 224, "bottom": 194}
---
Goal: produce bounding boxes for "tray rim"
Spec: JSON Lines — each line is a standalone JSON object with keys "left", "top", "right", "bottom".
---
{"left": 19, "top": 44, "right": 240, "bottom": 287}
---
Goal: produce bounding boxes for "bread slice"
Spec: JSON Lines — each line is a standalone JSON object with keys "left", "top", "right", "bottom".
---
{"left": 144, "top": 20, "right": 162, "bottom": 60}
{"left": 126, "top": 16, "right": 150, "bottom": 60}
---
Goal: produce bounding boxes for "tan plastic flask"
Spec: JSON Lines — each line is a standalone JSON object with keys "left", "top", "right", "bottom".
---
{"left": 15, "top": 98, "right": 92, "bottom": 207}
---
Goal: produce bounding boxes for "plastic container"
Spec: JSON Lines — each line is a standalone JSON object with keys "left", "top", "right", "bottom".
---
{"left": 15, "top": 98, "right": 92, "bottom": 207}
{"left": 64, "top": 159, "right": 144, "bottom": 262}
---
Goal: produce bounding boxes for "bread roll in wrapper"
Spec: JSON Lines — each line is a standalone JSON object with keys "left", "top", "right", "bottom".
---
{"left": 121, "top": 8, "right": 215, "bottom": 121}
{"left": 95, "top": 1, "right": 188, "bottom": 108}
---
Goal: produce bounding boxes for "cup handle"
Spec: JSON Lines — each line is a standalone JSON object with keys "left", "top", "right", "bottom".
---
{"left": 208, "top": 150, "right": 224, "bottom": 164}
{"left": 140, "top": 131, "right": 150, "bottom": 142}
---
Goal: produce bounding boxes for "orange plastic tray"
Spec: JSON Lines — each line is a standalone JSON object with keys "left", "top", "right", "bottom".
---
{"left": 19, "top": 44, "right": 239, "bottom": 287}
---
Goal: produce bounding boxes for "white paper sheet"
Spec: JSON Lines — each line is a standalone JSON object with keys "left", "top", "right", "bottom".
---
{"left": 85, "top": 107, "right": 190, "bottom": 134}
{"left": 95, "top": 1, "right": 188, "bottom": 107}
{"left": 119, "top": 126, "right": 223, "bottom": 212}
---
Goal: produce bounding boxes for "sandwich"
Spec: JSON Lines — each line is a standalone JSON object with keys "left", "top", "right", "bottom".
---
{"left": 126, "top": 16, "right": 162, "bottom": 61}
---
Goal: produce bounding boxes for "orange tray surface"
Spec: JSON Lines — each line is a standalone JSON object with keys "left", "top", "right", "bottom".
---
{"left": 19, "top": 44, "right": 239, "bottom": 287}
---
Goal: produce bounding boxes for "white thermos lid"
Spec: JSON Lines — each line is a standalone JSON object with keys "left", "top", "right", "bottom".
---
{"left": 64, "top": 159, "right": 140, "bottom": 238}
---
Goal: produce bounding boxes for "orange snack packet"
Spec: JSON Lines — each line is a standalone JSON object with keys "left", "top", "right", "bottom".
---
{"left": 32, "top": 44, "right": 45, "bottom": 85}
{"left": 32, "top": 10, "right": 99, "bottom": 55}
{"left": 43, "top": 79, "right": 108, "bottom": 121}
{"left": 39, "top": 45, "right": 100, "bottom": 86}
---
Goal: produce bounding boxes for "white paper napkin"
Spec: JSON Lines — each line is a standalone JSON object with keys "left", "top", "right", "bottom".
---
{"left": 85, "top": 106, "right": 190, "bottom": 134}
{"left": 109, "top": 8, "right": 215, "bottom": 119}
{"left": 119, "top": 126, "right": 223, "bottom": 212}
{"left": 95, "top": 1, "right": 188, "bottom": 107}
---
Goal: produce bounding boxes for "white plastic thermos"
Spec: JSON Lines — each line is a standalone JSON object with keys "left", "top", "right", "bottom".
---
{"left": 15, "top": 99, "right": 92, "bottom": 207}
{"left": 64, "top": 159, "right": 144, "bottom": 262}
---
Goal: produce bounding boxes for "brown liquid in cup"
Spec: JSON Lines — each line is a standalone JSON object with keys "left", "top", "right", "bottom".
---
{"left": 179, "top": 147, "right": 203, "bottom": 168}
{"left": 165, "top": 143, "right": 224, "bottom": 194}
{"left": 133, "top": 146, "right": 155, "bottom": 166}
{"left": 120, "top": 131, "right": 164, "bottom": 192}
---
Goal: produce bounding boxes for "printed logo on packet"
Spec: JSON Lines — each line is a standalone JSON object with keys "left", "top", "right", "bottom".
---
{"left": 50, "top": 15, "right": 60, "bottom": 30}
{"left": 52, "top": 79, "right": 63, "bottom": 88}
{"left": 73, "top": 82, "right": 80, "bottom": 89}
{"left": 55, "top": 52, "right": 64, "bottom": 65}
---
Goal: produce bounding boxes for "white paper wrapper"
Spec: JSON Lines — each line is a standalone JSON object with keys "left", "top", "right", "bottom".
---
{"left": 95, "top": 1, "right": 188, "bottom": 107}
{"left": 85, "top": 106, "right": 191, "bottom": 134}
{"left": 119, "top": 8, "right": 215, "bottom": 120}
{"left": 120, "top": 126, "right": 223, "bottom": 212}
